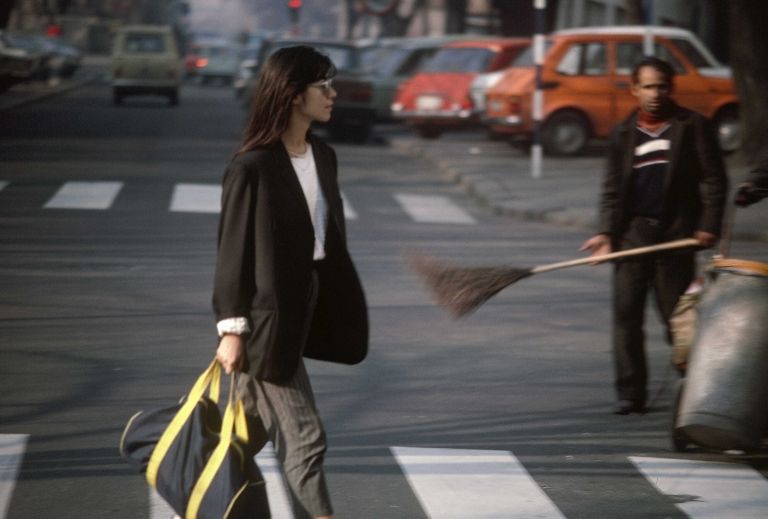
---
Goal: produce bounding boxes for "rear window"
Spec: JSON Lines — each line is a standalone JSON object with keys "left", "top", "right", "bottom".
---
{"left": 374, "top": 47, "right": 437, "bottom": 76}
{"left": 123, "top": 33, "right": 166, "bottom": 53}
{"left": 668, "top": 38, "right": 717, "bottom": 68}
{"left": 422, "top": 47, "right": 495, "bottom": 73}
{"left": 510, "top": 41, "right": 553, "bottom": 67}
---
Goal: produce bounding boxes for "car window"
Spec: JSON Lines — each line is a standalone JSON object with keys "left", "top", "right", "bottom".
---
{"left": 124, "top": 33, "right": 166, "bottom": 53}
{"left": 615, "top": 42, "right": 686, "bottom": 75}
{"left": 422, "top": 47, "right": 495, "bottom": 73}
{"left": 556, "top": 42, "right": 607, "bottom": 76}
{"left": 667, "top": 38, "right": 716, "bottom": 68}
{"left": 373, "top": 47, "right": 437, "bottom": 76}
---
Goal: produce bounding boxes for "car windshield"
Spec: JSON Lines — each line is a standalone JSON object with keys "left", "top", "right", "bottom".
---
{"left": 124, "top": 33, "right": 166, "bottom": 53}
{"left": 422, "top": 47, "right": 495, "bottom": 73}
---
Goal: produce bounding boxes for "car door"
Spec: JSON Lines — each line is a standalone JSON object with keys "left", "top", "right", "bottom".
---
{"left": 544, "top": 39, "right": 615, "bottom": 137}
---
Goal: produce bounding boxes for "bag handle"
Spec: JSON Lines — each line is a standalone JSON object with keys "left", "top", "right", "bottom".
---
{"left": 146, "top": 359, "right": 222, "bottom": 487}
{"left": 186, "top": 374, "right": 250, "bottom": 519}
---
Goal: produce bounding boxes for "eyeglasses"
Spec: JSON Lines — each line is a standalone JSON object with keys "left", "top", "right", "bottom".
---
{"left": 310, "top": 78, "right": 334, "bottom": 94}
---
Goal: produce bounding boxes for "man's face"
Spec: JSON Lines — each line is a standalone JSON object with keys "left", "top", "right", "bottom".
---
{"left": 631, "top": 66, "right": 673, "bottom": 116}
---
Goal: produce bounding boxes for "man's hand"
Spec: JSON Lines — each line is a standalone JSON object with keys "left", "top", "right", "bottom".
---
{"left": 580, "top": 234, "right": 613, "bottom": 260}
{"left": 216, "top": 334, "right": 245, "bottom": 374}
{"left": 694, "top": 230, "right": 718, "bottom": 249}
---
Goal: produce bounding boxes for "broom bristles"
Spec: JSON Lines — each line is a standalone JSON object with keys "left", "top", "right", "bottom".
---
{"left": 407, "top": 252, "right": 533, "bottom": 318}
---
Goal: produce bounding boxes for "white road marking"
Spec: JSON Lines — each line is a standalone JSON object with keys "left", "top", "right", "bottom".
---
{"left": 169, "top": 183, "right": 221, "bottom": 214}
{"left": 149, "top": 487, "right": 176, "bottom": 519}
{"left": 256, "top": 442, "right": 294, "bottom": 519}
{"left": 0, "top": 434, "right": 29, "bottom": 519}
{"left": 630, "top": 456, "right": 768, "bottom": 519}
{"left": 44, "top": 181, "right": 123, "bottom": 210}
{"left": 394, "top": 194, "right": 476, "bottom": 224}
{"left": 391, "top": 446, "right": 565, "bottom": 519}
{"left": 341, "top": 192, "right": 357, "bottom": 220}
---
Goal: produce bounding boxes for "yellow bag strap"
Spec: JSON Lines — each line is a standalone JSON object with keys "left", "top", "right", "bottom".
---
{"left": 187, "top": 374, "right": 249, "bottom": 519}
{"left": 146, "top": 359, "right": 221, "bottom": 487}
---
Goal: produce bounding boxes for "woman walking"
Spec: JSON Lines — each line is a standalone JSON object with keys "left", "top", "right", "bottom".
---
{"left": 213, "top": 45, "right": 369, "bottom": 519}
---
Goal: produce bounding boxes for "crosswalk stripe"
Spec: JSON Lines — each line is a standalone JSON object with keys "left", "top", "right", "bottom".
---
{"left": 149, "top": 487, "right": 176, "bottom": 519}
{"left": 44, "top": 181, "right": 123, "bottom": 210}
{"left": 630, "top": 456, "right": 768, "bottom": 519}
{"left": 341, "top": 192, "right": 357, "bottom": 220}
{"left": 256, "top": 442, "right": 294, "bottom": 519}
{"left": 391, "top": 446, "right": 565, "bottom": 519}
{"left": 0, "top": 434, "right": 28, "bottom": 519}
{"left": 394, "top": 194, "right": 476, "bottom": 224}
{"left": 169, "top": 183, "right": 221, "bottom": 214}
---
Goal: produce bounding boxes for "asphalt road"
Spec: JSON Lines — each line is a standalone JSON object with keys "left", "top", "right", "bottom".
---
{"left": 1, "top": 79, "right": 767, "bottom": 519}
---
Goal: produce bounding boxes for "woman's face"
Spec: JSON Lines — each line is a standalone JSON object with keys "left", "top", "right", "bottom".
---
{"left": 293, "top": 78, "right": 337, "bottom": 123}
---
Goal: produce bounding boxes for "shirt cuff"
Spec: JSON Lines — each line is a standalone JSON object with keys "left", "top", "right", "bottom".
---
{"left": 216, "top": 317, "right": 251, "bottom": 337}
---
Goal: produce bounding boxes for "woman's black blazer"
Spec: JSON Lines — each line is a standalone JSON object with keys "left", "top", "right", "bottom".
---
{"left": 213, "top": 135, "right": 368, "bottom": 382}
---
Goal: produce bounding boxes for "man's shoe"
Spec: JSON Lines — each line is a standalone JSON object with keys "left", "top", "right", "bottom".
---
{"left": 612, "top": 400, "right": 646, "bottom": 415}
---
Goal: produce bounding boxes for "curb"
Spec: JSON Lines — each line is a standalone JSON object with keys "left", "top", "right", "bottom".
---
{"left": 391, "top": 138, "right": 768, "bottom": 243}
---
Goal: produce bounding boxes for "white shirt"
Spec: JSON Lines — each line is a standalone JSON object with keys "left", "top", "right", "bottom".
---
{"left": 217, "top": 142, "right": 328, "bottom": 337}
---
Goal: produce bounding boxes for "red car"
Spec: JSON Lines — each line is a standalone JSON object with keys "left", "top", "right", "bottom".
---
{"left": 391, "top": 38, "right": 529, "bottom": 139}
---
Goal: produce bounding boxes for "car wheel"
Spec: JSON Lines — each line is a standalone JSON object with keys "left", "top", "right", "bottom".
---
{"left": 542, "top": 111, "right": 589, "bottom": 156}
{"left": 168, "top": 90, "right": 179, "bottom": 107}
{"left": 415, "top": 126, "right": 442, "bottom": 139}
{"left": 715, "top": 106, "right": 740, "bottom": 154}
{"left": 112, "top": 90, "right": 123, "bottom": 106}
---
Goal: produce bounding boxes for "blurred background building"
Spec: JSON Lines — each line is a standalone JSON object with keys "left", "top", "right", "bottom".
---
{"left": 0, "top": 0, "right": 729, "bottom": 62}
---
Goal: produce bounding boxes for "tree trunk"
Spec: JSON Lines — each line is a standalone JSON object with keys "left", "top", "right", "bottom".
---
{"left": 729, "top": 0, "right": 768, "bottom": 163}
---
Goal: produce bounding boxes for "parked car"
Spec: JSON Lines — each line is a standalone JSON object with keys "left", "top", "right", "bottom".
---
{"left": 0, "top": 29, "right": 43, "bottom": 91}
{"left": 193, "top": 42, "right": 241, "bottom": 85}
{"left": 243, "top": 37, "right": 376, "bottom": 142}
{"left": 111, "top": 24, "right": 182, "bottom": 106}
{"left": 390, "top": 38, "right": 530, "bottom": 139}
{"left": 360, "top": 35, "right": 470, "bottom": 121}
{"left": 483, "top": 26, "right": 739, "bottom": 155}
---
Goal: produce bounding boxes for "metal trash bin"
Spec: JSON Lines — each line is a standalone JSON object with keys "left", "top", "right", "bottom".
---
{"left": 675, "top": 258, "right": 768, "bottom": 451}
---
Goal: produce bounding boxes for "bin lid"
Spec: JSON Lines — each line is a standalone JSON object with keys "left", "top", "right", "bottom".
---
{"left": 712, "top": 258, "right": 768, "bottom": 276}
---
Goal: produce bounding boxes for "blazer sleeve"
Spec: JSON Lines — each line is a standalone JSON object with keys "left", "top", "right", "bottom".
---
{"left": 693, "top": 115, "right": 728, "bottom": 235}
{"left": 212, "top": 159, "right": 257, "bottom": 322}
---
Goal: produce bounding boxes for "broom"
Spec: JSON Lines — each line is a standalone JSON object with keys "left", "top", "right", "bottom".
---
{"left": 407, "top": 238, "right": 701, "bottom": 318}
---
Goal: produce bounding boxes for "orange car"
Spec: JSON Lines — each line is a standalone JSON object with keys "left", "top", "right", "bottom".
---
{"left": 484, "top": 26, "right": 739, "bottom": 155}
{"left": 391, "top": 38, "right": 530, "bottom": 139}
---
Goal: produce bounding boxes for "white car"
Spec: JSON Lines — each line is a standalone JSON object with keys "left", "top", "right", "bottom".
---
{"left": 111, "top": 25, "right": 181, "bottom": 106}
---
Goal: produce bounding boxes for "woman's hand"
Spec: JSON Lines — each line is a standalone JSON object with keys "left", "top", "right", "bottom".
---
{"left": 216, "top": 334, "right": 245, "bottom": 374}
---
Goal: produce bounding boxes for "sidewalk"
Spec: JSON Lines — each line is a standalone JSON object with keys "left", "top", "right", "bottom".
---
{"left": 390, "top": 134, "right": 767, "bottom": 243}
{"left": 0, "top": 55, "right": 109, "bottom": 112}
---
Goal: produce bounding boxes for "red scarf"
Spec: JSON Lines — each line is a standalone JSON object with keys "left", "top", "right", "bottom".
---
{"left": 637, "top": 104, "right": 673, "bottom": 132}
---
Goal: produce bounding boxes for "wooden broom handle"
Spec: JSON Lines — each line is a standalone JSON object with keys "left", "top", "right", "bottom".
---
{"left": 531, "top": 238, "right": 701, "bottom": 274}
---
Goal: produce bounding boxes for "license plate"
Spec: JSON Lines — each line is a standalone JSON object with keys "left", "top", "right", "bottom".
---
{"left": 416, "top": 95, "right": 443, "bottom": 111}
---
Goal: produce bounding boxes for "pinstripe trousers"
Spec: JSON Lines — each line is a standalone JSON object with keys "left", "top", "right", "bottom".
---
{"left": 237, "top": 270, "right": 333, "bottom": 518}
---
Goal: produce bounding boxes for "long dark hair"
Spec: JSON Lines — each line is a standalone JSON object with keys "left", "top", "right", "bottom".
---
{"left": 239, "top": 45, "right": 336, "bottom": 153}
